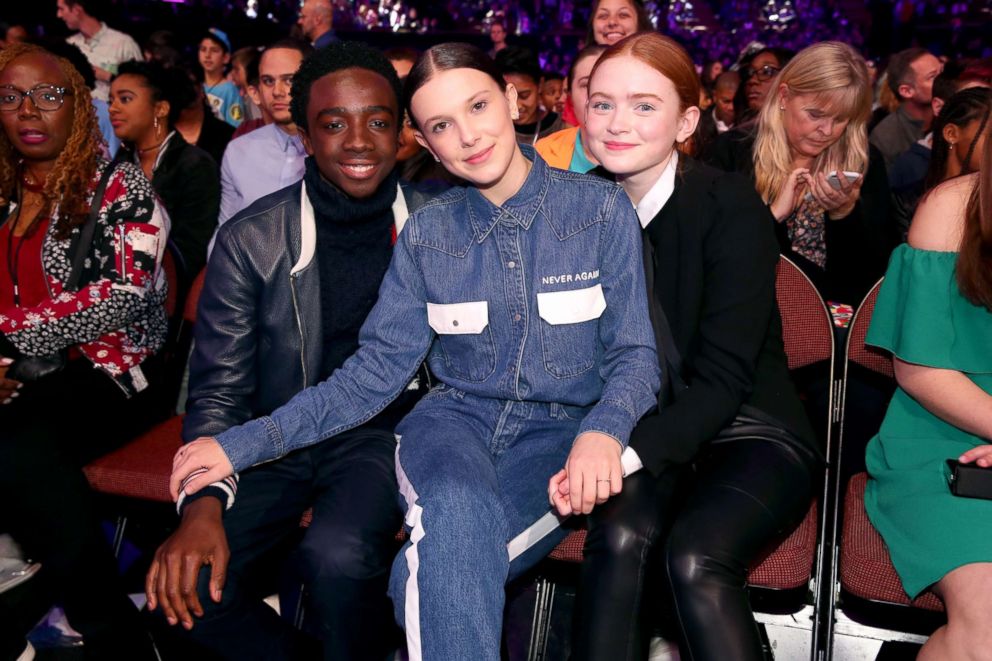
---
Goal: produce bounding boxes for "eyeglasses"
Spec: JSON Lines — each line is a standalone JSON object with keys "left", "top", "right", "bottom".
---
{"left": 0, "top": 84, "right": 73, "bottom": 112}
{"left": 745, "top": 65, "right": 780, "bottom": 82}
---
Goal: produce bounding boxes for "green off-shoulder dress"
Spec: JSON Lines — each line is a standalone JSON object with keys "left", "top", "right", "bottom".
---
{"left": 865, "top": 244, "right": 992, "bottom": 599}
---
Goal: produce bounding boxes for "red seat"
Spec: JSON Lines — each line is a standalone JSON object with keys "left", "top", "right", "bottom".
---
{"left": 84, "top": 270, "right": 206, "bottom": 506}
{"left": 82, "top": 415, "right": 183, "bottom": 503}
{"left": 749, "top": 501, "right": 819, "bottom": 590}
{"left": 840, "top": 473, "right": 943, "bottom": 612}
{"left": 546, "top": 257, "right": 832, "bottom": 590}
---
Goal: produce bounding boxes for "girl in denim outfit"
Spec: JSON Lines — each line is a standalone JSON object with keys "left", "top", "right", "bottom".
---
{"left": 171, "top": 43, "right": 659, "bottom": 660}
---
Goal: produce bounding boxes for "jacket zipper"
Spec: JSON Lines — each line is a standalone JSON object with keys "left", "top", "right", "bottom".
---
{"left": 290, "top": 272, "right": 308, "bottom": 387}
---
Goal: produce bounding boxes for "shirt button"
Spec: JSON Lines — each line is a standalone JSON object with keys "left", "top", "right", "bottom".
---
{"left": 514, "top": 314, "right": 522, "bottom": 322}
{"left": 453, "top": 320, "right": 459, "bottom": 327}
{"left": 507, "top": 261, "right": 516, "bottom": 268}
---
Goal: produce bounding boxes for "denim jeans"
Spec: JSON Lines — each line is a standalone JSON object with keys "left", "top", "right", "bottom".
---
{"left": 388, "top": 386, "right": 583, "bottom": 661}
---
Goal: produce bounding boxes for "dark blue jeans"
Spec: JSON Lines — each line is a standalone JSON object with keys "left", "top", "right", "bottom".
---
{"left": 163, "top": 425, "right": 402, "bottom": 661}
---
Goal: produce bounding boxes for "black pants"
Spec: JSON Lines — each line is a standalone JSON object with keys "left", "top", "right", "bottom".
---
{"left": 0, "top": 358, "right": 163, "bottom": 661}
{"left": 157, "top": 426, "right": 403, "bottom": 661}
{"left": 574, "top": 433, "right": 818, "bottom": 661}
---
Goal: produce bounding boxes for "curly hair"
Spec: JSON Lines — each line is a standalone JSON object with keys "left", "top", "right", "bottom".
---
{"left": 0, "top": 43, "right": 101, "bottom": 239}
{"left": 290, "top": 41, "right": 402, "bottom": 132}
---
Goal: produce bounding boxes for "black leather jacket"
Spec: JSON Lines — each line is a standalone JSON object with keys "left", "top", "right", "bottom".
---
{"left": 183, "top": 179, "right": 435, "bottom": 443}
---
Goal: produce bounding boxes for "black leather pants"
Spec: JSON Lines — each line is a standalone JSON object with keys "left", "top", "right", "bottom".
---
{"left": 573, "top": 434, "right": 817, "bottom": 661}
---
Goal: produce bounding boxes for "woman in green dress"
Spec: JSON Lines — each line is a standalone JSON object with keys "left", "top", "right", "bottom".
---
{"left": 865, "top": 125, "right": 992, "bottom": 660}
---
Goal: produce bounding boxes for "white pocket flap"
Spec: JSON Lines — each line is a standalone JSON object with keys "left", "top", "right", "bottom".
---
{"left": 537, "top": 284, "right": 607, "bottom": 325}
{"left": 427, "top": 301, "right": 489, "bottom": 335}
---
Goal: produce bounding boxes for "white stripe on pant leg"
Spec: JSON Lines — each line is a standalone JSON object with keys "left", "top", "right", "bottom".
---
{"left": 505, "top": 447, "right": 645, "bottom": 561}
{"left": 395, "top": 436, "right": 424, "bottom": 661}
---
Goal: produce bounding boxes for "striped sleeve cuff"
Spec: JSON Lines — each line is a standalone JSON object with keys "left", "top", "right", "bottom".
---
{"left": 176, "top": 474, "right": 239, "bottom": 515}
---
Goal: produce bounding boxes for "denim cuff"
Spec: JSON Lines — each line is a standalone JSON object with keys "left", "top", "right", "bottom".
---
{"left": 216, "top": 415, "right": 283, "bottom": 471}
{"left": 577, "top": 400, "right": 635, "bottom": 448}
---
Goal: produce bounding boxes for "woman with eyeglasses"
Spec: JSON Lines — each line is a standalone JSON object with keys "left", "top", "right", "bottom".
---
{"left": 740, "top": 48, "right": 793, "bottom": 120}
{"left": 110, "top": 59, "right": 220, "bottom": 280}
{"left": 0, "top": 43, "right": 168, "bottom": 660}
{"left": 711, "top": 42, "right": 893, "bottom": 306}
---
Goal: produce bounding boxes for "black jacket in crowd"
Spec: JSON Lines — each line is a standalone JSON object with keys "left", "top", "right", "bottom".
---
{"left": 624, "top": 158, "right": 819, "bottom": 474}
{"left": 183, "top": 178, "right": 434, "bottom": 444}
{"left": 115, "top": 132, "right": 220, "bottom": 281}
{"left": 707, "top": 126, "right": 894, "bottom": 305}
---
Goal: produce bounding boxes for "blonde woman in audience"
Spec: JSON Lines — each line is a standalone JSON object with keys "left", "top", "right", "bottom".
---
{"left": 712, "top": 41, "right": 892, "bottom": 306}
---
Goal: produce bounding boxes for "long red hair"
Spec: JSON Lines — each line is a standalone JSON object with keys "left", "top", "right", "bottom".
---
{"left": 588, "top": 33, "right": 700, "bottom": 155}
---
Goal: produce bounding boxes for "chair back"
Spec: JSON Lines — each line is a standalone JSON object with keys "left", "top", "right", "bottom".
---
{"left": 184, "top": 269, "right": 207, "bottom": 326}
{"left": 845, "top": 279, "right": 893, "bottom": 378}
{"left": 775, "top": 256, "right": 834, "bottom": 371}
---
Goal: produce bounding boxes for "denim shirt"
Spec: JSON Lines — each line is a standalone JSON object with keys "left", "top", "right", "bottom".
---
{"left": 217, "top": 146, "right": 660, "bottom": 471}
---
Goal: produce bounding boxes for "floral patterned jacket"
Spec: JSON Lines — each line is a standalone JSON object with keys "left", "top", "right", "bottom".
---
{"left": 0, "top": 160, "right": 170, "bottom": 396}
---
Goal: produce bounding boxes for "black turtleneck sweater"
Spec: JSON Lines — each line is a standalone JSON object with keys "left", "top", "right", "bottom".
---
{"left": 304, "top": 157, "right": 399, "bottom": 380}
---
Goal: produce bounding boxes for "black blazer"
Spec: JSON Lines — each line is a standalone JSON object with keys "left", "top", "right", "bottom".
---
{"left": 708, "top": 126, "right": 894, "bottom": 305}
{"left": 626, "top": 158, "right": 818, "bottom": 474}
{"left": 118, "top": 133, "right": 221, "bottom": 280}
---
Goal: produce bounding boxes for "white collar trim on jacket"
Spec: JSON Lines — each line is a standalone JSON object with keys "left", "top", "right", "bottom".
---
{"left": 291, "top": 181, "right": 409, "bottom": 275}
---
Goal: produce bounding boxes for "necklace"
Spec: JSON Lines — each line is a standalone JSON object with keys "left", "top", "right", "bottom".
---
{"left": 20, "top": 173, "right": 45, "bottom": 193}
{"left": 137, "top": 140, "right": 165, "bottom": 155}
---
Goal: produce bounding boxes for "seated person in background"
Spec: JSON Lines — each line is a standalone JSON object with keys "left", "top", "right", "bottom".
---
{"left": 217, "top": 39, "right": 312, "bottom": 227}
{"left": 386, "top": 46, "right": 459, "bottom": 186}
{"left": 540, "top": 69, "right": 565, "bottom": 116}
{"left": 231, "top": 49, "right": 271, "bottom": 139}
{"left": 110, "top": 60, "right": 221, "bottom": 280}
{"left": 535, "top": 43, "right": 605, "bottom": 173}
{"left": 496, "top": 46, "right": 566, "bottom": 145}
{"left": 892, "top": 86, "right": 990, "bottom": 240}
{"left": 198, "top": 29, "right": 243, "bottom": 128}
{"left": 2, "top": 24, "right": 29, "bottom": 47}
{"left": 711, "top": 41, "right": 891, "bottom": 307}
{"left": 696, "top": 70, "right": 739, "bottom": 157}
{"left": 0, "top": 43, "right": 168, "bottom": 661}
{"left": 735, "top": 47, "right": 793, "bottom": 126}
{"left": 869, "top": 47, "right": 943, "bottom": 169}
{"left": 173, "top": 68, "right": 235, "bottom": 171}
{"left": 231, "top": 46, "right": 263, "bottom": 122}
{"left": 864, "top": 127, "right": 992, "bottom": 660}
{"left": 146, "top": 42, "right": 433, "bottom": 661}
{"left": 888, "top": 69, "right": 964, "bottom": 191}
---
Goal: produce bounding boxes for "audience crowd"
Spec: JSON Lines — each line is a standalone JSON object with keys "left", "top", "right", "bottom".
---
{"left": 0, "top": 0, "right": 990, "bottom": 659}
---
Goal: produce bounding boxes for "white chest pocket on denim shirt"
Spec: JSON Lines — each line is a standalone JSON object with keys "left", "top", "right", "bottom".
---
{"left": 426, "top": 301, "right": 497, "bottom": 381}
{"left": 536, "top": 284, "right": 607, "bottom": 378}
{"left": 427, "top": 301, "right": 489, "bottom": 334}
{"left": 536, "top": 284, "right": 607, "bottom": 325}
